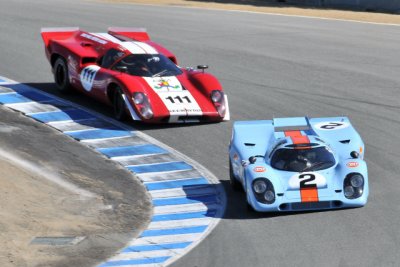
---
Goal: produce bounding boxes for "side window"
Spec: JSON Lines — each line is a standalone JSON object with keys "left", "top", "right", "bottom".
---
{"left": 101, "top": 49, "right": 125, "bottom": 69}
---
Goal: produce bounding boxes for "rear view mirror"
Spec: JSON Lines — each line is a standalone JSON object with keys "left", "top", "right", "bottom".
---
{"left": 350, "top": 151, "right": 359, "bottom": 159}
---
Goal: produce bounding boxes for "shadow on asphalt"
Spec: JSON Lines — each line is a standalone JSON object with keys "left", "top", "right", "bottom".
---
{"left": 220, "top": 179, "right": 348, "bottom": 220}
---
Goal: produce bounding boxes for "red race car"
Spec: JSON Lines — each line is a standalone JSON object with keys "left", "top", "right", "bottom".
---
{"left": 41, "top": 27, "right": 230, "bottom": 123}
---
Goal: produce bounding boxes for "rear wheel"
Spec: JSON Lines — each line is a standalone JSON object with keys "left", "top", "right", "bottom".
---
{"left": 113, "top": 87, "right": 128, "bottom": 121}
{"left": 53, "top": 57, "right": 72, "bottom": 93}
{"left": 229, "top": 159, "right": 242, "bottom": 191}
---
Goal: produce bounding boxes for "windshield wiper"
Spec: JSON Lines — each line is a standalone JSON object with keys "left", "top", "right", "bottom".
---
{"left": 301, "top": 161, "right": 329, "bottom": 173}
{"left": 152, "top": 69, "right": 170, "bottom": 77}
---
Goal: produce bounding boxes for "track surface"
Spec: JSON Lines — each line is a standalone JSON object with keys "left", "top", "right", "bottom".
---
{"left": 1, "top": 0, "right": 400, "bottom": 266}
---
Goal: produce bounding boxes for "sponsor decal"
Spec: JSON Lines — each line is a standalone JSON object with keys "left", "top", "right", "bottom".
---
{"left": 143, "top": 76, "right": 203, "bottom": 122}
{"left": 144, "top": 77, "right": 182, "bottom": 92}
{"left": 155, "top": 78, "right": 181, "bottom": 90}
{"left": 347, "top": 162, "right": 359, "bottom": 168}
{"left": 80, "top": 65, "right": 100, "bottom": 92}
{"left": 253, "top": 166, "right": 266, "bottom": 172}
{"left": 315, "top": 121, "right": 349, "bottom": 131}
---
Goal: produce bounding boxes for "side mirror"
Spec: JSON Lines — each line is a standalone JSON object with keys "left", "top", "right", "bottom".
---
{"left": 350, "top": 151, "right": 359, "bottom": 159}
{"left": 197, "top": 65, "right": 208, "bottom": 73}
{"left": 249, "top": 156, "right": 257, "bottom": 164}
{"left": 115, "top": 66, "right": 128, "bottom": 73}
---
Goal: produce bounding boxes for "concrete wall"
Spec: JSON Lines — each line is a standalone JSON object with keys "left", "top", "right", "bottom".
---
{"left": 323, "top": 0, "right": 400, "bottom": 12}
{"left": 284, "top": 0, "right": 400, "bottom": 13}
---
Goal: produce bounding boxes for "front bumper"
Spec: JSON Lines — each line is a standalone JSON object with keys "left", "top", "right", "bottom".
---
{"left": 248, "top": 192, "right": 368, "bottom": 212}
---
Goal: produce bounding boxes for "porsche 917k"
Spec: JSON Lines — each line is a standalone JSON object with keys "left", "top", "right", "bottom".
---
{"left": 229, "top": 117, "right": 368, "bottom": 212}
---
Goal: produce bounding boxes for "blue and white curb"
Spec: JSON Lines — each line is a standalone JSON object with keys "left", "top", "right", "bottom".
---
{"left": 0, "top": 76, "right": 226, "bottom": 267}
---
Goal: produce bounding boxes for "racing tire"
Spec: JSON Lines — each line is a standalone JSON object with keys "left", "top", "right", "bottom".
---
{"left": 53, "top": 57, "right": 72, "bottom": 93}
{"left": 113, "top": 87, "right": 128, "bottom": 121}
{"left": 230, "top": 159, "right": 242, "bottom": 191}
{"left": 246, "top": 202, "right": 255, "bottom": 212}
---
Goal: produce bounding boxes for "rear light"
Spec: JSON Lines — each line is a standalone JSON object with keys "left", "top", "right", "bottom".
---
{"left": 211, "top": 90, "right": 226, "bottom": 118}
{"left": 133, "top": 92, "right": 153, "bottom": 119}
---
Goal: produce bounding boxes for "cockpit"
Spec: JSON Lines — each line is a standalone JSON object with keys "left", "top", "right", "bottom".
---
{"left": 269, "top": 137, "right": 336, "bottom": 172}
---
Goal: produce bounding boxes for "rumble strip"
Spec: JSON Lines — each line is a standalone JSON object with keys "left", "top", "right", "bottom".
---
{"left": 0, "top": 76, "right": 225, "bottom": 267}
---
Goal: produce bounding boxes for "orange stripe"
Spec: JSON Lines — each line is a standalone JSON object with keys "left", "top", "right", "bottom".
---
{"left": 284, "top": 130, "right": 302, "bottom": 138}
{"left": 284, "top": 130, "right": 310, "bottom": 148}
{"left": 285, "top": 130, "right": 319, "bottom": 202}
{"left": 300, "top": 187, "right": 319, "bottom": 202}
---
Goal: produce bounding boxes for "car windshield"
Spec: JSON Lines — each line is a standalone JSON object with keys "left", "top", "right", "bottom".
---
{"left": 113, "top": 54, "right": 182, "bottom": 77}
{"left": 271, "top": 146, "right": 335, "bottom": 172}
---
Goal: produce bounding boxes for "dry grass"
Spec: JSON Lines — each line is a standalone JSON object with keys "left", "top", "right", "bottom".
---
{"left": 101, "top": 0, "right": 400, "bottom": 25}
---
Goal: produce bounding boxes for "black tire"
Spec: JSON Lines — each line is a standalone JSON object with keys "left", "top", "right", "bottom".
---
{"left": 53, "top": 57, "right": 72, "bottom": 93}
{"left": 113, "top": 87, "right": 128, "bottom": 121}
{"left": 246, "top": 201, "right": 255, "bottom": 212}
{"left": 230, "top": 159, "right": 242, "bottom": 191}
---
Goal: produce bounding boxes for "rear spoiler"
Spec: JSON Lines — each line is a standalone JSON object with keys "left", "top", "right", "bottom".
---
{"left": 108, "top": 27, "right": 150, "bottom": 41}
{"left": 41, "top": 27, "right": 79, "bottom": 47}
{"left": 273, "top": 117, "right": 310, "bottom": 132}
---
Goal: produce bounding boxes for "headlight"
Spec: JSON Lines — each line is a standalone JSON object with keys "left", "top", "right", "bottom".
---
{"left": 350, "top": 174, "right": 364, "bottom": 187}
{"left": 343, "top": 173, "right": 364, "bottom": 199}
{"left": 344, "top": 186, "right": 355, "bottom": 198}
{"left": 253, "top": 180, "right": 267, "bottom": 194}
{"left": 210, "top": 90, "right": 226, "bottom": 118}
{"left": 264, "top": 190, "right": 275, "bottom": 202}
{"left": 132, "top": 92, "right": 153, "bottom": 119}
{"left": 211, "top": 90, "right": 223, "bottom": 103}
{"left": 140, "top": 106, "right": 154, "bottom": 119}
{"left": 133, "top": 92, "right": 145, "bottom": 105}
{"left": 252, "top": 178, "right": 275, "bottom": 204}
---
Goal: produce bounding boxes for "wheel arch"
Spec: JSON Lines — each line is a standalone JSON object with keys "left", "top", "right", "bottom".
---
{"left": 107, "top": 82, "right": 120, "bottom": 103}
{"left": 51, "top": 53, "right": 63, "bottom": 67}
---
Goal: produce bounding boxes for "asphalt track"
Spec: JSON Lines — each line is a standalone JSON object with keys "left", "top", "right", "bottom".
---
{"left": 1, "top": 0, "right": 400, "bottom": 266}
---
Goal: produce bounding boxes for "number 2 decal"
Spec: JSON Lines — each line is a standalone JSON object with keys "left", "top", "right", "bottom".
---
{"left": 320, "top": 122, "right": 343, "bottom": 129}
{"left": 299, "top": 173, "right": 316, "bottom": 188}
{"left": 165, "top": 95, "right": 192, "bottom": 104}
{"left": 315, "top": 121, "right": 349, "bottom": 131}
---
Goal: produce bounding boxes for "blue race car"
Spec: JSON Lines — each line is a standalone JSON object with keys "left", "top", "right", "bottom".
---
{"left": 229, "top": 117, "right": 368, "bottom": 212}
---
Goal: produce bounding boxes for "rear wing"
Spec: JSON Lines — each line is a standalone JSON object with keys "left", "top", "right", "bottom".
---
{"left": 108, "top": 27, "right": 150, "bottom": 42}
{"left": 273, "top": 117, "right": 310, "bottom": 132}
{"left": 41, "top": 27, "right": 79, "bottom": 47}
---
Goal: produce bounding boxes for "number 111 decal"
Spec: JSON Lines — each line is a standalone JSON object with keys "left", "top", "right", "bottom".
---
{"left": 166, "top": 95, "right": 192, "bottom": 104}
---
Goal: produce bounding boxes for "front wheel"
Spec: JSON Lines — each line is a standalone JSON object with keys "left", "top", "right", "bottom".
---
{"left": 53, "top": 57, "right": 72, "bottom": 93}
{"left": 229, "top": 158, "right": 242, "bottom": 191}
{"left": 113, "top": 87, "right": 128, "bottom": 121}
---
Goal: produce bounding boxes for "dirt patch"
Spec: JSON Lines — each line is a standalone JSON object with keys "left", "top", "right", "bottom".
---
{"left": 104, "top": 0, "right": 400, "bottom": 24}
{"left": 0, "top": 107, "right": 151, "bottom": 267}
{"left": 0, "top": 157, "right": 103, "bottom": 267}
